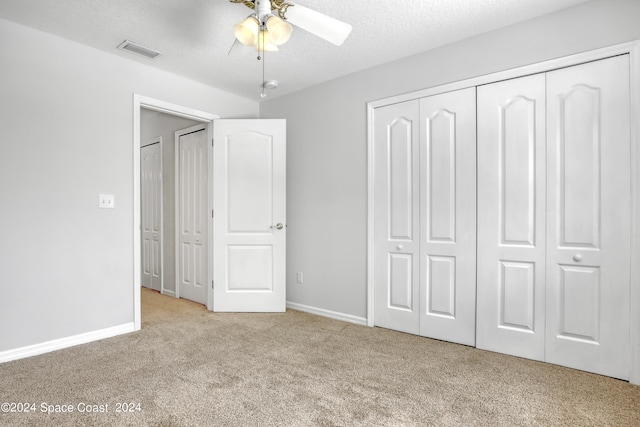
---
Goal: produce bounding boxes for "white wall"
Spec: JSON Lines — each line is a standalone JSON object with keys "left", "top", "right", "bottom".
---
{"left": 259, "top": 0, "right": 640, "bottom": 320}
{"left": 0, "top": 18, "right": 258, "bottom": 353}
{"left": 140, "top": 110, "right": 200, "bottom": 296}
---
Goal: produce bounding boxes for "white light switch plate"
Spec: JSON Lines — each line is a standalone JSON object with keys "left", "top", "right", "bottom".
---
{"left": 99, "top": 194, "right": 114, "bottom": 209}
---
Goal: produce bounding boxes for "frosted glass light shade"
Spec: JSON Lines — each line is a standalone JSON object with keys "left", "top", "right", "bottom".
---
{"left": 257, "top": 30, "right": 279, "bottom": 52}
{"left": 266, "top": 15, "right": 293, "bottom": 45}
{"left": 234, "top": 15, "right": 260, "bottom": 46}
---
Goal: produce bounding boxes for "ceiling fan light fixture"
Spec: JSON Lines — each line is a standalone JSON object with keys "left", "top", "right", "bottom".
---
{"left": 266, "top": 15, "right": 293, "bottom": 45}
{"left": 234, "top": 14, "right": 260, "bottom": 46}
{"left": 256, "top": 30, "right": 279, "bottom": 52}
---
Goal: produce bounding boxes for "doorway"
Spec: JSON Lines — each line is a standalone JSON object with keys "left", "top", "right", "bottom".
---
{"left": 133, "top": 95, "right": 219, "bottom": 330}
{"left": 140, "top": 111, "right": 202, "bottom": 301}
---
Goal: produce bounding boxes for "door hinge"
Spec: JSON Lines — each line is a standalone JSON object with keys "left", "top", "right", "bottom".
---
{"left": 211, "top": 139, "right": 214, "bottom": 147}
{"left": 212, "top": 209, "right": 214, "bottom": 218}
{"left": 211, "top": 281, "right": 214, "bottom": 289}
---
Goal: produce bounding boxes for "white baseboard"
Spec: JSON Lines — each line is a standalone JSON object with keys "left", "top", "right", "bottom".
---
{"left": 0, "top": 323, "right": 135, "bottom": 364}
{"left": 286, "top": 302, "right": 368, "bottom": 326}
{"left": 162, "top": 289, "right": 176, "bottom": 297}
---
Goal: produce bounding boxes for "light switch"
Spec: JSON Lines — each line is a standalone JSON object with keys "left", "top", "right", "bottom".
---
{"left": 99, "top": 194, "right": 115, "bottom": 209}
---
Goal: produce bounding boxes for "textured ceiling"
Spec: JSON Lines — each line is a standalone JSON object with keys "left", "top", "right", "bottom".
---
{"left": 0, "top": 0, "right": 590, "bottom": 101}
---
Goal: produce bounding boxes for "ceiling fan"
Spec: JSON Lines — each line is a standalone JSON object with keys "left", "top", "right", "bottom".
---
{"left": 229, "top": 0, "right": 352, "bottom": 53}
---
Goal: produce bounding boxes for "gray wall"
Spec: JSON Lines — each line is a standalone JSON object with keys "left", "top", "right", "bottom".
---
{"left": 140, "top": 110, "right": 200, "bottom": 295}
{"left": 259, "top": 0, "right": 640, "bottom": 320}
{"left": 0, "top": 18, "right": 257, "bottom": 352}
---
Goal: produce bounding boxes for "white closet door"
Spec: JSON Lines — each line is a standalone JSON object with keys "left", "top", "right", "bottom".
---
{"left": 545, "top": 56, "right": 631, "bottom": 379}
{"left": 477, "top": 74, "right": 547, "bottom": 360}
{"left": 178, "top": 128, "right": 208, "bottom": 305}
{"left": 141, "top": 141, "right": 162, "bottom": 292}
{"left": 373, "top": 100, "right": 420, "bottom": 334}
{"left": 419, "top": 87, "right": 477, "bottom": 346}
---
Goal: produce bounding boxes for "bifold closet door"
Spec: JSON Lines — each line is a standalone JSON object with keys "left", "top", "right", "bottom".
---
{"left": 477, "top": 56, "right": 632, "bottom": 379}
{"left": 419, "top": 88, "right": 477, "bottom": 346}
{"left": 373, "top": 90, "right": 477, "bottom": 344}
{"left": 545, "top": 56, "right": 631, "bottom": 380}
{"left": 476, "top": 73, "right": 547, "bottom": 360}
{"left": 373, "top": 100, "right": 421, "bottom": 335}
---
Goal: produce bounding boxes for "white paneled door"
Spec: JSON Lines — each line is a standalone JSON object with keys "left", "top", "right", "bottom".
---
{"left": 372, "top": 53, "right": 635, "bottom": 381}
{"left": 419, "top": 87, "right": 477, "bottom": 346}
{"left": 476, "top": 73, "right": 547, "bottom": 360}
{"left": 373, "top": 89, "right": 477, "bottom": 344}
{"left": 373, "top": 100, "right": 421, "bottom": 335}
{"left": 177, "top": 125, "right": 208, "bottom": 305}
{"left": 545, "top": 56, "right": 631, "bottom": 379}
{"left": 213, "top": 120, "right": 286, "bottom": 312}
{"left": 141, "top": 140, "right": 162, "bottom": 292}
{"left": 477, "top": 56, "right": 631, "bottom": 379}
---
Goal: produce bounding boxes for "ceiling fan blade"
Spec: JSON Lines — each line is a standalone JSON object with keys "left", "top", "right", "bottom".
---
{"left": 285, "top": 2, "right": 352, "bottom": 46}
{"left": 228, "top": 38, "right": 252, "bottom": 57}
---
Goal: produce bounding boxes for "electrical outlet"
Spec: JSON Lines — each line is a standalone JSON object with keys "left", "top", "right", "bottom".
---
{"left": 99, "top": 194, "right": 115, "bottom": 209}
{"left": 296, "top": 272, "right": 303, "bottom": 284}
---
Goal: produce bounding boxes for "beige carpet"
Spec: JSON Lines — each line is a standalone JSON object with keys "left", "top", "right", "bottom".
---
{"left": 1, "top": 288, "right": 639, "bottom": 426}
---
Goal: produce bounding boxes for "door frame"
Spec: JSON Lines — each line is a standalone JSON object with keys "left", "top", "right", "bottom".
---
{"left": 141, "top": 137, "right": 164, "bottom": 294}
{"left": 366, "top": 40, "right": 640, "bottom": 385}
{"left": 174, "top": 123, "right": 209, "bottom": 303}
{"left": 133, "top": 94, "right": 218, "bottom": 330}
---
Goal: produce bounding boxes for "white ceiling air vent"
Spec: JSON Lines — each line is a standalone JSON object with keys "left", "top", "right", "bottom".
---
{"left": 117, "top": 40, "right": 161, "bottom": 59}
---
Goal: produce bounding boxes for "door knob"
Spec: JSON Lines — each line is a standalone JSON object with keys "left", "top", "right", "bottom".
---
{"left": 573, "top": 254, "right": 582, "bottom": 262}
{"left": 275, "top": 223, "right": 284, "bottom": 230}
{"left": 397, "top": 244, "right": 404, "bottom": 250}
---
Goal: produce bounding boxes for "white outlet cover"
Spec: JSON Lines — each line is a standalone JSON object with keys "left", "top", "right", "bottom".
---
{"left": 99, "top": 194, "right": 115, "bottom": 208}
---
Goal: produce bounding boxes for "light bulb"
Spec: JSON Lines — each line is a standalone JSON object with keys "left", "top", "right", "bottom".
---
{"left": 266, "top": 15, "right": 293, "bottom": 45}
{"left": 256, "top": 30, "right": 279, "bottom": 52}
{"left": 234, "top": 15, "right": 259, "bottom": 46}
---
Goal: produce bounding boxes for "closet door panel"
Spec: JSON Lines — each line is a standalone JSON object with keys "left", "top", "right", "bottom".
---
{"left": 546, "top": 56, "right": 631, "bottom": 379}
{"left": 419, "top": 87, "right": 477, "bottom": 346}
{"left": 477, "top": 74, "right": 547, "bottom": 360}
{"left": 373, "top": 100, "right": 421, "bottom": 334}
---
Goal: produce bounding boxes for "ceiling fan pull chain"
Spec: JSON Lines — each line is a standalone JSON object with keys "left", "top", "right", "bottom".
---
{"left": 260, "top": 31, "right": 267, "bottom": 98}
